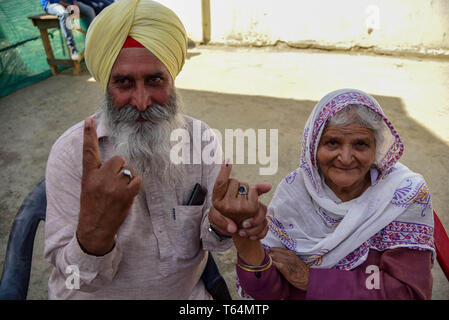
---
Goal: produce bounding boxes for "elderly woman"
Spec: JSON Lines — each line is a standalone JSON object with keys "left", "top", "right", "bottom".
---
{"left": 212, "top": 89, "right": 434, "bottom": 300}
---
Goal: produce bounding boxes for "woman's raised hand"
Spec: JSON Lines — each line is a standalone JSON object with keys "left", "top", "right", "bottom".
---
{"left": 210, "top": 161, "right": 271, "bottom": 239}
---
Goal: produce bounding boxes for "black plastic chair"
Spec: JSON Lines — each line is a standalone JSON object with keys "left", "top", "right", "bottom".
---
{"left": 0, "top": 178, "right": 46, "bottom": 300}
{"left": 0, "top": 177, "right": 231, "bottom": 300}
{"left": 201, "top": 252, "right": 232, "bottom": 300}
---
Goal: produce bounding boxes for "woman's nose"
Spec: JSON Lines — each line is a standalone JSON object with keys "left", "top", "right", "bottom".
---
{"left": 337, "top": 145, "right": 354, "bottom": 165}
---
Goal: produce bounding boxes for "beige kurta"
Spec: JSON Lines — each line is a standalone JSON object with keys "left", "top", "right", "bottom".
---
{"left": 44, "top": 113, "right": 232, "bottom": 299}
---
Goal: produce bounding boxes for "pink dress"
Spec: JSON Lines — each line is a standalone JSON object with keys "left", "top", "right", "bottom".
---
{"left": 237, "top": 247, "right": 433, "bottom": 300}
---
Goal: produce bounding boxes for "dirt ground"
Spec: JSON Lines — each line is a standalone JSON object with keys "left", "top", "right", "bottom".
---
{"left": 1, "top": 45, "right": 448, "bottom": 299}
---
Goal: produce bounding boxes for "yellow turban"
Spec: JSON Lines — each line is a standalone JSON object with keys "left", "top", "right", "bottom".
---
{"left": 84, "top": 0, "right": 187, "bottom": 92}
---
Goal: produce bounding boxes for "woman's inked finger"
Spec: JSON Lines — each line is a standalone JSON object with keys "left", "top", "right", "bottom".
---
{"left": 212, "top": 159, "right": 232, "bottom": 202}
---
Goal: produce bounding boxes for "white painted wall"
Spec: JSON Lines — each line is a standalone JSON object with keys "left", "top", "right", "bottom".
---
{"left": 156, "top": 0, "right": 203, "bottom": 42}
{"left": 157, "top": 0, "right": 449, "bottom": 55}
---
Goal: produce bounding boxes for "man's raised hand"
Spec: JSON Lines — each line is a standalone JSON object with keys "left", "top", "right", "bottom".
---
{"left": 76, "top": 117, "right": 142, "bottom": 256}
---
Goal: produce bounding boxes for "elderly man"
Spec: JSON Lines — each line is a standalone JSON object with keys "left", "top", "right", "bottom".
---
{"left": 44, "top": 0, "right": 267, "bottom": 299}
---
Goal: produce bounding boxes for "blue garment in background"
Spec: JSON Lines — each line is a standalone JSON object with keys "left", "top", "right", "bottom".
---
{"left": 40, "top": 1, "right": 75, "bottom": 10}
{"left": 79, "top": 0, "right": 114, "bottom": 15}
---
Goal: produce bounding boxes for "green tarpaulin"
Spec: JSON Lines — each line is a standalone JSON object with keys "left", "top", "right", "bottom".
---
{"left": 0, "top": 0, "right": 86, "bottom": 98}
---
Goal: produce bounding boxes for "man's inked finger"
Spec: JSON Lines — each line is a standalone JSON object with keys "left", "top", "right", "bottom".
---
{"left": 82, "top": 117, "right": 102, "bottom": 175}
{"left": 212, "top": 159, "right": 232, "bottom": 201}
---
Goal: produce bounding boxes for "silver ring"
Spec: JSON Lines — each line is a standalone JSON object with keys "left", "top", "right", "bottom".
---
{"left": 238, "top": 185, "right": 248, "bottom": 195}
{"left": 120, "top": 169, "right": 133, "bottom": 182}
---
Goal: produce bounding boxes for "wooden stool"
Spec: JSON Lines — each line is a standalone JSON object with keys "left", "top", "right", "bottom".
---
{"left": 28, "top": 14, "right": 85, "bottom": 76}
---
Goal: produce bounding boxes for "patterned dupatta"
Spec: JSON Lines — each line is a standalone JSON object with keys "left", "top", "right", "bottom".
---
{"left": 262, "top": 89, "right": 435, "bottom": 270}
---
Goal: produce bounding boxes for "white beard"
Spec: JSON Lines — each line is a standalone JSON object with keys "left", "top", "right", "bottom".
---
{"left": 100, "top": 90, "right": 186, "bottom": 188}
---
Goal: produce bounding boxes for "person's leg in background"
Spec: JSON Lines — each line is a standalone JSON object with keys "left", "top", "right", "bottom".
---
{"left": 45, "top": 3, "right": 80, "bottom": 59}
{"left": 77, "top": 2, "right": 96, "bottom": 26}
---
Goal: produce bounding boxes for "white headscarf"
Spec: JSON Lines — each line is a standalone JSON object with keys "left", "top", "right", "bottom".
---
{"left": 262, "top": 89, "right": 435, "bottom": 270}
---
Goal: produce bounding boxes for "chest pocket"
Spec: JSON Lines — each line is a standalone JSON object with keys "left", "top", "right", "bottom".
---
{"left": 172, "top": 204, "right": 205, "bottom": 259}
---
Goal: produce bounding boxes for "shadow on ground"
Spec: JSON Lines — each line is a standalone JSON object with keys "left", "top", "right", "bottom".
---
{"left": 0, "top": 69, "right": 448, "bottom": 299}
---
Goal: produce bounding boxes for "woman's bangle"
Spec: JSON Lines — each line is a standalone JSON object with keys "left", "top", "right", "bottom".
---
{"left": 237, "top": 255, "right": 273, "bottom": 272}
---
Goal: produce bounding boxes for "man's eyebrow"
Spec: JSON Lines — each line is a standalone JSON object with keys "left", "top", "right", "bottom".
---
{"left": 111, "top": 72, "right": 165, "bottom": 80}
{"left": 111, "top": 74, "right": 131, "bottom": 81}
{"left": 144, "top": 72, "right": 165, "bottom": 78}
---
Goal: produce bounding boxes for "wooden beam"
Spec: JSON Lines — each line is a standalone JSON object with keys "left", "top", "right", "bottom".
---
{"left": 47, "top": 58, "right": 75, "bottom": 67}
{"left": 201, "top": 0, "right": 211, "bottom": 44}
{"left": 38, "top": 28, "right": 59, "bottom": 75}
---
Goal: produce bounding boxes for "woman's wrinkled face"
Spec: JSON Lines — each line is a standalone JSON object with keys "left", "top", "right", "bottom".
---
{"left": 316, "top": 123, "right": 376, "bottom": 197}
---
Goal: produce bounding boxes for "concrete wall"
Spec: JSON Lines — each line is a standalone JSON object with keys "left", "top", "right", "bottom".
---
{"left": 155, "top": 0, "right": 203, "bottom": 42}
{"left": 158, "top": 0, "right": 449, "bottom": 56}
